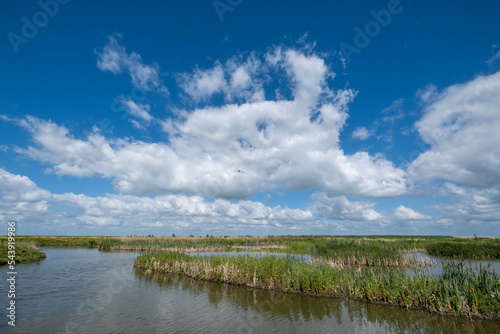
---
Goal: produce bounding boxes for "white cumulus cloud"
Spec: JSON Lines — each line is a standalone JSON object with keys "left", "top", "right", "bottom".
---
{"left": 352, "top": 127, "right": 371, "bottom": 140}
{"left": 14, "top": 45, "right": 408, "bottom": 200}
{"left": 178, "top": 63, "right": 227, "bottom": 102}
{"left": 96, "top": 36, "right": 167, "bottom": 93}
{"left": 309, "top": 192, "right": 383, "bottom": 221}
{"left": 0, "top": 168, "right": 319, "bottom": 234}
{"left": 393, "top": 205, "right": 430, "bottom": 220}
{"left": 409, "top": 71, "right": 500, "bottom": 187}
{"left": 118, "top": 97, "right": 154, "bottom": 128}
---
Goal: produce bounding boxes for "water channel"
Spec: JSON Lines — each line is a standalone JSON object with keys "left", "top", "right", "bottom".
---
{"left": 1, "top": 247, "right": 498, "bottom": 333}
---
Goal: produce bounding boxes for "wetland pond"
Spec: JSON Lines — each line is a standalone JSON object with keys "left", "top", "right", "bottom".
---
{"left": 1, "top": 247, "right": 499, "bottom": 333}
{"left": 404, "top": 252, "right": 500, "bottom": 277}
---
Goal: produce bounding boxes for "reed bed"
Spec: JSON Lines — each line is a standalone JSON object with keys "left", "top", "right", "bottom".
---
{"left": 425, "top": 239, "right": 500, "bottom": 259}
{"left": 98, "top": 237, "right": 235, "bottom": 252}
{"left": 247, "top": 238, "right": 435, "bottom": 268}
{"left": 99, "top": 235, "right": 335, "bottom": 251}
{"left": 313, "top": 256, "right": 435, "bottom": 269}
{"left": 134, "top": 251, "right": 500, "bottom": 319}
{"left": 93, "top": 235, "right": 500, "bottom": 266}
{"left": 311, "top": 238, "right": 424, "bottom": 267}
{"left": 100, "top": 236, "right": 433, "bottom": 268}
{"left": 98, "top": 236, "right": 323, "bottom": 253}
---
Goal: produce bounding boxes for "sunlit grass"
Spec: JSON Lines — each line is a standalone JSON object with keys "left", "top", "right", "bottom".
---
{"left": 0, "top": 240, "right": 46, "bottom": 265}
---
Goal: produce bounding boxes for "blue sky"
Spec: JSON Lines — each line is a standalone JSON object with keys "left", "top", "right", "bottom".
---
{"left": 1, "top": 0, "right": 500, "bottom": 236}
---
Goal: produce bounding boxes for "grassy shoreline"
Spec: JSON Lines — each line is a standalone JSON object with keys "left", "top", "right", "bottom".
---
{"left": 134, "top": 251, "right": 500, "bottom": 320}
{"left": 0, "top": 240, "right": 46, "bottom": 265}
{"left": 0, "top": 235, "right": 105, "bottom": 248}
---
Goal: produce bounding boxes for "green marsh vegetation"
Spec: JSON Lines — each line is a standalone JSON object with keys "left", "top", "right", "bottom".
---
{"left": 262, "top": 237, "right": 436, "bottom": 268}
{"left": 134, "top": 251, "right": 500, "bottom": 319}
{"left": 94, "top": 235, "right": 434, "bottom": 254}
{"left": 3, "top": 235, "right": 499, "bottom": 264}
{"left": 0, "top": 240, "right": 46, "bottom": 265}
{"left": 131, "top": 235, "right": 500, "bottom": 319}
{"left": 98, "top": 238, "right": 125, "bottom": 250}
{"left": 96, "top": 235, "right": 332, "bottom": 252}
{"left": 23, "top": 234, "right": 495, "bottom": 266}
{"left": 425, "top": 238, "right": 500, "bottom": 260}
{"left": 2, "top": 235, "right": 104, "bottom": 247}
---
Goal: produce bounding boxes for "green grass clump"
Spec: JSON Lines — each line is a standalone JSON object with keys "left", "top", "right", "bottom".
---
{"left": 98, "top": 238, "right": 123, "bottom": 250}
{"left": 0, "top": 241, "right": 46, "bottom": 265}
{"left": 134, "top": 251, "right": 500, "bottom": 319}
{"left": 311, "top": 238, "right": 406, "bottom": 266}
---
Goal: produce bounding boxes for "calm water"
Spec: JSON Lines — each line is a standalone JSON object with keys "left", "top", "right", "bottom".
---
{"left": 1, "top": 248, "right": 499, "bottom": 333}
{"left": 405, "top": 252, "right": 500, "bottom": 277}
